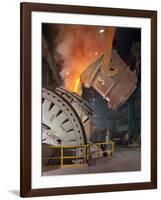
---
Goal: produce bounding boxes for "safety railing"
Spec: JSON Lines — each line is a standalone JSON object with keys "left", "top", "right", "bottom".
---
{"left": 43, "top": 141, "right": 114, "bottom": 168}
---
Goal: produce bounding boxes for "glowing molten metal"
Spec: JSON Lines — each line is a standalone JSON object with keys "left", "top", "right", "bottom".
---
{"left": 56, "top": 26, "right": 115, "bottom": 94}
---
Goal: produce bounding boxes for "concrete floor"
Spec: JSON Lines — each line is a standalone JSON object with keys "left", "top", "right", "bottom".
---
{"left": 42, "top": 147, "right": 141, "bottom": 176}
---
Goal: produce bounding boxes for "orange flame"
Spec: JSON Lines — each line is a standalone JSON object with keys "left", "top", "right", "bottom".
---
{"left": 57, "top": 25, "right": 115, "bottom": 94}
{"left": 73, "top": 78, "right": 81, "bottom": 94}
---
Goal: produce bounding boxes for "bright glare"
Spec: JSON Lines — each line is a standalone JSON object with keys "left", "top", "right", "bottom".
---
{"left": 99, "top": 29, "right": 105, "bottom": 33}
{"left": 66, "top": 72, "right": 70, "bottom": 75}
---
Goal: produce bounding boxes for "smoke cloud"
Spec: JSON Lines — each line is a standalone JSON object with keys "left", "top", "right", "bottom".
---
{"left": 46, "top": 24, "right": 113, "bottom": 92}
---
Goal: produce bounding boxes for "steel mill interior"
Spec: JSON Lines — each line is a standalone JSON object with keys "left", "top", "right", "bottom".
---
{"left": 42, "top": 24, "right": 141, "bottom": 176}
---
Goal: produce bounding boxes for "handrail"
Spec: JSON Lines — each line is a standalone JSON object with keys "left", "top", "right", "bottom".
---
{"left": 43, "top": 141, "right": 114, "bottom": 168}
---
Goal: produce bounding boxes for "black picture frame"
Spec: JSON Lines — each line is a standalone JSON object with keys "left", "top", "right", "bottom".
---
{"left": 20, "top": 2, "right": 157, "bottom": 197}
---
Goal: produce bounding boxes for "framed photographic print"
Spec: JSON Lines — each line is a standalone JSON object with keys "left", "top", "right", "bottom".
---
{"left": 20, "top": 2, "right": 157, "bottom": 197}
